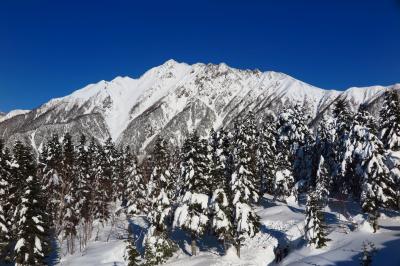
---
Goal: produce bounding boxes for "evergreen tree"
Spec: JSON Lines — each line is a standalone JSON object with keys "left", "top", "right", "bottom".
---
{"left": 304, "top": 191, "right": 330, "bottom": 249}
{"left": 40, "top": 134, "right": 63, "bottom": 227}
{"left": 60, "top": 133, "right": 79, "bottom": 254}
{"left": 75, "top": 134, "right": 93, "bottom": 250}
{"left": 275, "top": 104, "right": 311, "bottom": 201}
{"left": 314, "top": 155, "right": 330, "bottom": 206}
{"left": 143, "top": 227, "right": 177, "bottom": 266}
{"left": 93, "top": 138, "right": 115, "bottom": 224}
{"left": 125, "top": 237, "right": 141, "bottom": 266}
{"left": 173, "top": 131, "right": 210, "bottom": 256}
{"left": 147, "top": 136, "right": 174, "bottom": 231}
{"left": 126, "top": 154, "right": 146, "bottom": 215}
{"left": 208, "top": 129, "right": 233, "bottom": 251}
{"left": 230, "top": 119, "right": 260, "bottom": 257}
{"left": 332, "top": 98, "right": 353, "bottom": 196}
{"left": 257, "top": 114, "right": 277, "bottom": 195}
{"left": 352, "top": 125, "right": 395, "bottom": 232}
{"left": 379, "top": 90, "right": 400, "bottom": 151}
{"left": 13, "top": 142, "right": 50, "bottom": 265}
{"left": 0, "top": 140, "right": 12, "bottom": 259}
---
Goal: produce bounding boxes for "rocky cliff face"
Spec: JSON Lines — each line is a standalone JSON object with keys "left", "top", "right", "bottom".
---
{"left": 0, "top": 59, "right": 398, "bottom": 154}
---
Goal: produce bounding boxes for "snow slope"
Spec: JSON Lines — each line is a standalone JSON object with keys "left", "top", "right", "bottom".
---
{"left": 0, "top": 109, "right": 30, "bottom": 123}
{"left": 57, "top": 195, "right": 400, "bottom": 266}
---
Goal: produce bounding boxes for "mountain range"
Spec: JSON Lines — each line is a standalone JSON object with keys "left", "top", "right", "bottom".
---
{"left": 0, "top": 59, "right": 399, "bottom": 154}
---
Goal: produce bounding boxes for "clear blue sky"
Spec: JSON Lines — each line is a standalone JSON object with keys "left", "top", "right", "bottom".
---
{"left": 1, "top": 0, "right": 400, "bottom": 112}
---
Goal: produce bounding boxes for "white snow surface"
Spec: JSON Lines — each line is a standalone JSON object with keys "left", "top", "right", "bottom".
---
{"left": 58, "top": 195, "right": 400, "bottom": 266}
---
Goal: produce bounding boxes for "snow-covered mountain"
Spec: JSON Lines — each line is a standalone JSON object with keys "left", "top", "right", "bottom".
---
{"left": 0, "top": 109, "right": 30, "bottom": 123}
{"left": 0, "top": 59, "right": 398, "bottom": 153}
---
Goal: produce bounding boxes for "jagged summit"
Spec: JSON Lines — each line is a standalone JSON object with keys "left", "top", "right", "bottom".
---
{"left": 0, "top": 60, "right": 397, "bottom": 153}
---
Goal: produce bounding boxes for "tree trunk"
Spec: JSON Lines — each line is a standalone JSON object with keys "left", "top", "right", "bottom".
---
{"left": 236, "top": 241, "right": 241, "bottom": 258}
{"left": 191, "top": 237, "right": 197, "bottom": 256}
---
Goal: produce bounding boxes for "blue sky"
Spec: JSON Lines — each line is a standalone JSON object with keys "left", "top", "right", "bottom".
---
{"left": 1, "top": 0, "right": 399, "bottom": 112}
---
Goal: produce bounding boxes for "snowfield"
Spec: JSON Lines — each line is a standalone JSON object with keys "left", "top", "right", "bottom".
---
{"left": 57, "top": 195, "right": 400, "bottom": 266}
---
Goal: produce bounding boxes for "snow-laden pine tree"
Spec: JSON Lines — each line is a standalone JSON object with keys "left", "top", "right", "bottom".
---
{"left": 313, "top": 155, "right": 330, "bottom": 206}
{"left": 13, "top": 142, "right": 50, "bottom": 265}
{"left": 315, "top": 116, "right": 336, "bottom": 186}
{"left": 143, "top": 136, "right": 178, "bottom": 265}
{"left": 332, "top": 98, "right": 353, "bottom": 197}
{"left": 230, "top": 118, "right": 260, "bottom": 257}
{"left": 354, "top": 126, "right": 395, "bottom": 232}
{"left": 379, "top": 89, "right": 400, "bottom": 151}
{"left": 40, "top": 133, "right": 63, "bottom": 227}
{"left": 93, "top": 138, "right": 115, "bottom": 224}
{"left": 126, "top": 154, "right": 146, "bottom": 215}
{"left": 304, "top": 191, "right": 330, "bottom": 249}
{"left": 209, "top": 129, "right": 233, "bottom": 252}
{"left": 257, "top": 113, "right": 277, "bottom": 195}
{"left": 75, "top": 134, "right": 93, "bottom": 250}
{"left": 173, "top": 131, "right": 211, "bottom": 256}
{"left": 275, "top": 104, "right": 311, "bottom": 201}
{"left": 147, "top": 136, "right": 174, "bottom": 230}
{"left": 0, "top": 139, "right": 12, "bottom": 259}
{"left": 61, "top": 133, "right": 79, "bottom": 254}
{"left": 125, "top": 237, "right": 141, "bottom": 266}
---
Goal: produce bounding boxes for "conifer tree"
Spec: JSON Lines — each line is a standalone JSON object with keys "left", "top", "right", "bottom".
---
{"left": 332, "top": 98, "right": 353, "bottom": 196}
{"left": 60, "top": 133, "right": 79, "bottom": 254}
{"left": 357, "top": 129, "right": 395, "bottom": 232}
{"left": 13, "top": 142, "right": 50, "bottom": 265}
{"left": 304, "top": 191, "right": 330, "bottom": 249}
{"left": 173, "top": 131, "right": 210, "bottom": 256}
{"left": 209, "top": 129, "right": 233, "bottom": 251}
{"left": 275, "top": 104, "right": 311, "bottom": 200}
{"left": 125, "top": 237, "right": 141, "bottom": 266}
{"left": 230, "top": 119, "right": 260, "bottom": 257}
{"left": 379, "top": 90, "right": 400, "bottom": 151}
{"left": 75, "top": 134, "right": 93, "bottom": 249}
{"left": 313, "top": 155, "right": 330, "bottom": 206}
{"left": 40, "top": 133, "right": 63, "bottom": 227}
{"left": 0, "top": 139, "right": 12, "bottom": 259}
{"left": 257, "top": 114, "right": 277, "bottom": 195}
{"left": 126, "top": 154, "right": 146, "bottom": 215}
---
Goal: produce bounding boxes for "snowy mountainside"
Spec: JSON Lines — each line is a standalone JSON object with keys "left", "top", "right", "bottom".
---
{"left": 0, "top": 109, "right": 30, "bottom": 123}
{"left": 0, "top": 59, "right": 398, "bottom": 153}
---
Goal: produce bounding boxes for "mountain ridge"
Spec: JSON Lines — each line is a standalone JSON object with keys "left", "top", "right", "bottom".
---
{"left": 0, "top": 59, "right": 399, "bottom": 154}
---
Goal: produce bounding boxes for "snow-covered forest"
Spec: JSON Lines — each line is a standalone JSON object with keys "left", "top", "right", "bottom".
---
{"left": 1, "top": 90, "right": 400, "bottom": 266}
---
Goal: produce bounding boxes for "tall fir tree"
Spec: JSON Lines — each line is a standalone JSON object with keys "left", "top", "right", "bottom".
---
{"left": 332, "top": 98, "right": 353, "bottom": 197}
{"left": 75, "top": 134, "right": 93, "bottom": 250}
{"left": 257, "top": 114, "right": 277, "bottom": 195}
{"left": 173, "top": 131, "right": 211, "bottom": 256}
{"left": 13, "top": 142, "right": 50, "bottom": 265}
{"left": 355, "top": 127, "right": 395, "bottom": 232}
{"left": 126, "top": 154, "right": 146, "bottom": 215}
{"left": 208, "top": 129, "right": 233, "bottom": 252}
{"left": 379, "top": 89, "right": 400, "bottom": 151}
{"left": 230, "top": 118, "right": 260, "bottom": 257}
{"left": 40, "top": 133, "right": 63, "bottom": 228}
{"left": 0, "top": 139, "right": 12, "bottom": 260}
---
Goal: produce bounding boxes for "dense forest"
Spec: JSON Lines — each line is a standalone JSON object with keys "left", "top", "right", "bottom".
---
{"left": 1, "top": 90, "right": 399, "bottom": 265}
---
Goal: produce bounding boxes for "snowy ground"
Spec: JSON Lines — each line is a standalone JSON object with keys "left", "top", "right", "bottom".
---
{"left": 57, "top": 195, "right": 400, "bottom": 266}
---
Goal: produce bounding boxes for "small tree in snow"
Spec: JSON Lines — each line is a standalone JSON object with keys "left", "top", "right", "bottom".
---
{"left": 125, "top": 237, "right": 141, "bottom": 266}
{"left": 360, "top": 241, "right": 377, "bottom": 266}
{"left": 304, "top": 191, "right": 330, "bottom": 249}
